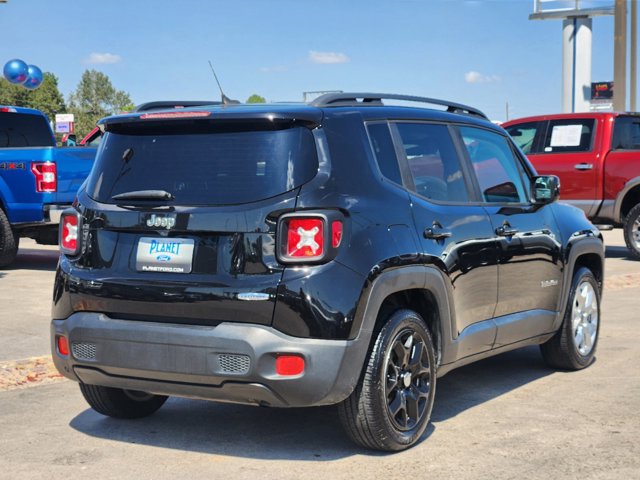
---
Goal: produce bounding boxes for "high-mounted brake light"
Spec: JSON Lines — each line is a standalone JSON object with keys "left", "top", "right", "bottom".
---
{"left": 0, "top": 107, "right": 17, "bottom": 113}
{"left": 59, "top": 211, "right": 80, "bottom": 255}
{"left": 31, "top": 162, "right": 57, "bottom": 192}
{"left": 140, "top": 111, "right": 212, "bottom": 120}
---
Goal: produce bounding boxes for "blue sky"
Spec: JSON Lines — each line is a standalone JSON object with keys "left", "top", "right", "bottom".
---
{"left": 0, "top": 0, "right": 635, "bottom": 121}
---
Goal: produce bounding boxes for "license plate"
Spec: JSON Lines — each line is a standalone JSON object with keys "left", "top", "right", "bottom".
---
{"left": 136, "top": 237, "right": 195, "bottom": 273}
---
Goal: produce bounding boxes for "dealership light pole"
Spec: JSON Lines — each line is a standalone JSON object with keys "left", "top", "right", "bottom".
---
{"left": 531, "top": 0, "right": 637, "bottom": 112}
{"left": 631, "top": 0, "right": 637, "bottom": 111}
{"left": 531, "top": 0, "right": 614, "bottom": 113}
{"left": 614, "top": 0, "right": 627, "bottom": 110}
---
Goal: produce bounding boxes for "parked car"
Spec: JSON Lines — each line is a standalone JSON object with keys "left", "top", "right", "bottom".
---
{"left": 0, "top": 106, "right": 96, "bottom": 267}
{"left": 51, "top": 94, "right": 604, "bottom": 451}
{"left": 503, "top": 112, "right": 640, "bottom": 258}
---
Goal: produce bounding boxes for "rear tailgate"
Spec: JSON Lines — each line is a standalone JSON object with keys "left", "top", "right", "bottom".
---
{"left": 62, "top": 113, "right": 321, "bottom": 327}
{"left": 0, "top": 146, "right": 54, "bottom": 223}
{"left": 51, "top": 146, "right": 96, "bottom": 204}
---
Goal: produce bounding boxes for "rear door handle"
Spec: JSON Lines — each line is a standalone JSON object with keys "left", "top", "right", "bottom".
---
{"left": 424, "top": 226, "right": 452, "bottom": 240}
{"left": 574, "top": 163, "right": 593, "bottom": 171}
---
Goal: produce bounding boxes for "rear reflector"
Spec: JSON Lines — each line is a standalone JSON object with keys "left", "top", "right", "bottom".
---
{"left": 60, "top": 212, "right": 79, "bottom": 255}
{"left": 285, "top": 217, "right": 325, "bottom": 259}
{"left": 31, "top": 162, "right": 57, "bottom": 192}
{"left": 275, "top": 355, "right": 305, "bottom": 376}
{"left": 56, "top": 335, "right": 69, "bottom": 356}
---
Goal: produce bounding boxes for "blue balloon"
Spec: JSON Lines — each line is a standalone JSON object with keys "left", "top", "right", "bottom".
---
{"left": 3, "top": 59, "right": 29, "bottom": 84}
{"left": 23, "top": 65, "right": 43, "bottom": 90}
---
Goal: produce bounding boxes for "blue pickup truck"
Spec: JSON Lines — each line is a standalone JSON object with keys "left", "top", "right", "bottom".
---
{"left": 0, "top": 106, "right": 96, "bottom": 267}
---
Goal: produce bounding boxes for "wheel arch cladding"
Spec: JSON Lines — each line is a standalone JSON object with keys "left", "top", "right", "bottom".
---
{"left": 620, "top": 183, "right": 640, "bottom": 222}
{"left": 350, "top": 266, "right": 453, "bottom": 368}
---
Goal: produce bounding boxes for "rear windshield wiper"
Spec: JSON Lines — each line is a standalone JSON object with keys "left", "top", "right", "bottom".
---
{"left": 112, "top": 190, "right": 175, "bottom": 201}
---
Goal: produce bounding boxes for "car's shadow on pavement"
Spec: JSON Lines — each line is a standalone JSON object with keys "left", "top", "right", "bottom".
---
{"left": 69, "top": 346, "right": 553, "bottom": 459}
{"left": 7, "top": 247, "right": 59, "bottom": 272}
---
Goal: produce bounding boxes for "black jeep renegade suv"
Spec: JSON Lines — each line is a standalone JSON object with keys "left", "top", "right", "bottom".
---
{"left": 52, "top": 93, "right": 604, "bottom": 451}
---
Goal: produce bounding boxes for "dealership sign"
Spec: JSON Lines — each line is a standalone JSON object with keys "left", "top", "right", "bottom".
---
{"left": 591, "top": 82, "right": 613, "bottom": 100}
{"left": 55, "top": 113, "right": 75, "bottom": 134}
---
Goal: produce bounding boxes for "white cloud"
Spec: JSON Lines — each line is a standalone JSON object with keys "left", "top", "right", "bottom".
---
{"left": 308, "top": 50, "right": 350, "bottom": 65}
{"left": 86, "top": 53, "right": 122, "bottom": 65}
{"left": 464, "top": 71, "right": 501, "bottom": 83}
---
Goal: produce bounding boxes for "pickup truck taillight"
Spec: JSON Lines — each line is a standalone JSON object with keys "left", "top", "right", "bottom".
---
{"left": 59, "top": 211, "right": 80, "bottom": 255}
{"left": 31, "top": 162, "right": 57, "bottom": 192}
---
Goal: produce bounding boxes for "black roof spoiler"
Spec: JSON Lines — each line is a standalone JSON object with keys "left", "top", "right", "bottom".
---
{"left": 134, "top": 101, "right": 221, "bottom": 112}
{"left": 309, "top": 92, "right": 488, "bottom": 120}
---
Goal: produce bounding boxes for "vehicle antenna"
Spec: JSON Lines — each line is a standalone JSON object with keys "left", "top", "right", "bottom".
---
{"left": 208, "top": 61, "right": 240, "bottom": 105}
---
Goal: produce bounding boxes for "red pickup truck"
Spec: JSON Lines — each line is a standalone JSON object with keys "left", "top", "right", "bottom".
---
{"left": 503, "top": 112, "right": 640, "bottom": 258}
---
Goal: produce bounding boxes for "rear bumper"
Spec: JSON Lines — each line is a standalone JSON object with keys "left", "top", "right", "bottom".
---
{"left": 51, "top": 312, "right": 368, "bottom": 407}
{"left": 44, "top": 205, "right": 69, "bottom": 224}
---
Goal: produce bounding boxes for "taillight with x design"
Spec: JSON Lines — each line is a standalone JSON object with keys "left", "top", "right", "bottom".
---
{"left": 278, "top": 212, "right": 344, "bottom": 264}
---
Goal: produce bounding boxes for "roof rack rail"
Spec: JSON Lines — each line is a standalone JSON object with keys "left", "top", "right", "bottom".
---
{"left": 309, "top": 92, "right": 488, "bottom": 119}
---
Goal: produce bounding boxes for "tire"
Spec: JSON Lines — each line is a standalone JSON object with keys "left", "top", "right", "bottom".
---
{"left": 338, "top": 309, "right": 436, "bottom": 451}
{"left": 0, "top": 208, "right": 19, "bottom": 268}
{"left": 540, "top": 267, "right": 600, "bottom": 370}
{"left": 623, "top": 203, "right": 640, "bottom": 260}
{"left": 79, "top": 383, "right": 168, "bottom": 419}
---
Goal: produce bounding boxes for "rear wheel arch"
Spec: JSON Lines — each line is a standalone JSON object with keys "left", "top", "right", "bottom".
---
{"left": 620, "top": 184, "right": 640, "bottom": 222}
{"left": 352, "top": 266, "right": 453, "bottom": 369}
{"left": 374, "top": 289, "right": 443, "bottom": 367}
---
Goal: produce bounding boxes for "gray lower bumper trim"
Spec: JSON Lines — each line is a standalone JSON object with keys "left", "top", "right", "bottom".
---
{"left": 74, "top": 367, "right": 287, "bottom": 407}
{"left": 52, "top": 313, "right": 370, "bottom": 407}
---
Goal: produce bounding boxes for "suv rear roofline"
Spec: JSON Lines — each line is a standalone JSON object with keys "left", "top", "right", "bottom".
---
{"left": 309, "top": 92, "right": 488, "bottom": 120}
{"left": 134, "top": 101, "right": 222, "bottom": 112}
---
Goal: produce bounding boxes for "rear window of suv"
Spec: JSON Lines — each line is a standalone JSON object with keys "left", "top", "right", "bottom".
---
{"left": 86, "top": 123, "right": 319, "bottom": 205}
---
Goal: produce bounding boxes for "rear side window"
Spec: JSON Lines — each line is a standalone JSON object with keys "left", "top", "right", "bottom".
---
{"left": 612, "top": 116, "right": 640, "bottom": 150}
{"left": 460, "top": 126, "right": 529, "bottom": 204}
{"left": 504, "top": 121, "right": 542, "bottom": 154}
{"left": 87, "top": 124, "right": 319, "bottom": 205}
{"left": 396, "top": 123, "right": 469, "bottom": 202}
{"left": 0, "top": 112, "right": 54, "bottom": 148}
{"left": 542, "top": 119, "right": 595, "bottom": 153}
{"left": 367, "top": 123, "right": 402, "bottom": 184}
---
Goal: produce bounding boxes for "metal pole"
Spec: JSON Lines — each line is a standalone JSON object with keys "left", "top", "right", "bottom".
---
{"left": 614, "top": 0, "right": 628, "bottom": 111}
{"left": 631, "top": 0, "right": 637, "bottom": 111}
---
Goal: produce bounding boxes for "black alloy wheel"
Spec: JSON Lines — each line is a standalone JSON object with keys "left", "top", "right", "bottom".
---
{"left": 384, "top": 327, "right": 432, "bottom": 431}
{"left": 338, "top": 309, "right": 436, "bottom": 451}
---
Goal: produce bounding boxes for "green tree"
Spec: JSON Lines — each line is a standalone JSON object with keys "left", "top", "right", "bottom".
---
{"left": 0, "top": 72, "right": 66, "bottom": 121}
{"left": 68, "top": 69, "right": 133, "bottom": 138}
{"left": 246, "top": 94, "right": 266, "bottom": 103}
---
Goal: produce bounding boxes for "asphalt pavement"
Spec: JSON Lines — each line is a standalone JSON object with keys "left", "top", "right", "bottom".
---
{"left": 0, "top": 231, "right": 638, "bottom": 479}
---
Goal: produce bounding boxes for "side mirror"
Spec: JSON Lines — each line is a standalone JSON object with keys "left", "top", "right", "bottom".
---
{"left": 532, "top": 175, "right": 560, "bottom": 204}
